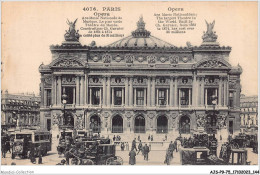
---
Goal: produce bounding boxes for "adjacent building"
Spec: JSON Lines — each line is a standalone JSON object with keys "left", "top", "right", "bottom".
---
{"left": 1, "top": 90, "right": 41, "bottom": 130}
{"left": 39, "top": 17, "right": 242, "bottom": 140}
{"left": 240, "top": 95, "right": 258, "bottom": 134}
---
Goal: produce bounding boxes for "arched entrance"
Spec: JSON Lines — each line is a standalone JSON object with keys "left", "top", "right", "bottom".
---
{"left": 90, "top": 115, "right": 101, "bottom": 133}
{"left": 206, "top": 115, "right": 217, "bottom": 134}
{"left": 134, "top": 115, "right": 145, "bottom": 133}
{"left": 157, "top": 115, "right": 168, "bottom": 133}
{"left": 179, "top": 116, "right": 190, "bottom": 134}
{"left": 112, "top": 115, "right": 123, "bottom": 133}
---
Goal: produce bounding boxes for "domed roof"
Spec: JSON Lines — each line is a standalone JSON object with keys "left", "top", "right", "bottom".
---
{"left": 107, "top": 16, "right": 175, "bottom": 48}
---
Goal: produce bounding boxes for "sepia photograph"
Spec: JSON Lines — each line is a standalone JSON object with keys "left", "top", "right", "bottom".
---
{"left": 1, "top": 1, "right": 259, "bottom": 174}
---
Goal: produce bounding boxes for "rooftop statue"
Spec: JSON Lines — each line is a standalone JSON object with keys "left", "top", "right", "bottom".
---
{"left": 202, "top": 20, "right": 218, "bottom": 43}
{"left": 64, "top": 18, "right": 80, "bottom": 42}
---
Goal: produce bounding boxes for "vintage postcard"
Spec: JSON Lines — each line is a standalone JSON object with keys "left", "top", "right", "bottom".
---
{"left": 1, "top": 1, "right": 258, "bottom": 175}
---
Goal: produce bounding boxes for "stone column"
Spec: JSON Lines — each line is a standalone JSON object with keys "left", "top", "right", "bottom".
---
{"left": 40, "top": 77, "right": 44, "bottom": 106}
{"left": 151, "top": 77, "right": 156, "bottom": 106}
{"left": 156, "top": 88, "right": 159, "bottom": 105}
{"left": 99, "top": 88, "right": 102, "bottom": 106}
{"left": 80, "top": 76, "right": 84, "bottom": 105}
{"left": 112, "top": 87, "right": 114, "bottom": 106}
{"left": 52, "top": 76, "right": 55, "bottom": 105}
{"left": 85, "top": 75, "right": 88, "bottom": 105}
{"left": 147, "top": 77, "right": 151, "bottom": 107}
{"left": 57, "top": 76, "right": 62, "bottom": 105}
{"left": 170, "top": 77, "right": 174, "bottom": 106}
{"left": 122, "top": 88, "right": 125, "bottom": 106}
{"left": 223, "top": 78, "right": 227, "bottom": 106}
{"left": 44, "top": 89, "right": 47, "bottom": 106}
{"left": 134, "top": 88, "right": 136, "bottom": 106}
{"left": 197, "top": 77, "right": 201, "bottom": 106}
{"left": 144, "top": 88, "right": 147, "bottom": 106}
{"left": 129, "top": 77, "right": 133, "bottom": 106}
{"left": 76, "top": 76, "right": 80, "bottom": 105}
{"left": 218, "top": 77, "right": 222, "bottom": 106}
{"left": 201, "top": 77, "right": 205, "bottom": 106}
{"left": 174, "top": 77, "right": 178, "bottom": 107}
{"left": 73, "top": 88, "right": 76, "bottom": 104}
{"left": 125, "top": 77, "right": 129, "bottom": 106}
{"left": 89, "top": 88, "right": 92, "bottom": 105}
{"left": 226, "top": 77, "right": 229, "bottom": 107}
{"left": 103, "top": 77, "right": 106, "bottom": 106}
{"left": 107, "top": 76, "right": 111, "bottom": 106}
{"left": 189, "top": 88, "right": 191, "bottom": 106}
{"left": 178, "top": 89, "right": 181, "bottom": 106}
{"left": 192, "top": 75, "right": 196, "bottom": 106}
{"left": 205, "top": 88, "right": 208, "bottom": 106}
{"left": 166, "top": 89, "right": 169, "bottom": 106}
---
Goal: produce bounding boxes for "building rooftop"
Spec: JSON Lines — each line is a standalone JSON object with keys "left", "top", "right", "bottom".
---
{"left": 107, "top": 16, "right": 175, "bottom": 48}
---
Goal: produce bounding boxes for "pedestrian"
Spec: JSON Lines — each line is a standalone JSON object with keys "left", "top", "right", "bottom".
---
{"left": 131, "top": 138, "right": 137, "bottom": 151}
{"left": 164, "top": 149, "right": 171, "bottom": 165}
{"left": 165, "top": 134, "right": 167, "bottom": 141}
{"left": 113, "top": 135, "right": 116, "bottom": 141}
{"left": 137, "top": 140, "right": 143, "bottom": 155}
{"left": 168, "top": 141, "right": 174, "bottom": 158}
{"left": 176, "top": 139, "right": 181, "bottom": 151}
{"left": 151, "top": 135, "right": 153, "bottom": 141}
{"left": 2, "top": 142, "right": 7, "bottom": 158}
{"left": 126, "top": 142, "right": 129, "bottom": 151}
{"left": 30, "top": 147, "right": 36, "bottom": 164}
{"left": 121, "top": 142, "right": 125, "bottom": 151}
{"left": 174, "top": 140, "right": 178, "bottom": 152}
{"left": 148, "top": 135, "right": 150, "bottom": 141}
{"left": 138, "top": 135, "right": 140, "bottom": 141}
{"left": 129, "top": 148, "right": 136, "bottom": 165}
{"left": 38, "top": 147, "right": 43, "bottom": 164}
{"left": 143, "top": 144, "right": 150, "bottom": 161}
{"left": 64, "top": 147, "right": 71, "bottom": 165}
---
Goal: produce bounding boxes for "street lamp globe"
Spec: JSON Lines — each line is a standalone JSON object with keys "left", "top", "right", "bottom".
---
{"left": 62, "top": 94, "right": 68, "bottom": 104}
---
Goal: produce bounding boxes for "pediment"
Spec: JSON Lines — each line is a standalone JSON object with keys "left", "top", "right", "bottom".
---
{"left": 50, "top": 56, "right": 85, "bottom": 68}
{"left": 194, "top": 59, "right": 231, "bottom": 69}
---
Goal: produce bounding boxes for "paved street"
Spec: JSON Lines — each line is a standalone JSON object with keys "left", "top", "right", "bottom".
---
{"left": 1, "top": 139, "right": 258, "bottom": 165}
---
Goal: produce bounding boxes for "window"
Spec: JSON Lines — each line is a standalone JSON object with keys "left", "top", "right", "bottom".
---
{"left": 92, "top": 88, "right": 100, "bottom": 105}
{"left": 115, "top": 77, "right": 121, "bottom": 83}
{"left": 137, "top": 77, "right": 143, "bottom": 83}
{"left": 179, "top": 89, "right": 189, "bottom": 105}
{"left": 63, "top": 87, "right": 74, "bottom": 104}
{"left": 158, "top": 89, "right": 167, "bottom": 105}
{"left": 46, "top": 89, "right": 52, "bottom": 106}
{"left": 114, "top": 88, "right": 122, "bottom": 105}
{"left": 206, "top": 88, "right": 218, "bottom": 105}
{"left": 136, "top": 89, "right": 144, "bottom": 105}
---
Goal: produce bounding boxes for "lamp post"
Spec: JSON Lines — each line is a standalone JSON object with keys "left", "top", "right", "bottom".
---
{"left": 62, "top": 93, "right": 68, "bottom": 127}
{"left": 210, "top": 94, "right": 218, "bottom": 155}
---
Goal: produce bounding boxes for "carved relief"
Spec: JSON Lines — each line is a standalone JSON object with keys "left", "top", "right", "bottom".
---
{"left": 92, "top": 55, "right": 100, "bottom": 62}
{"left": 62, "top": 76, "right": 76, "bottom": 84}
{"left": 52, "top": 114, "right": 62, "bottom": 126}
{"left": 136, "top": 56, "right": 145, "bottom": 63}
{"left": 229, "top": 79, "right": 237, "bottom": 89}
{"left": 114, "top": 55, "right": 123, "bottom": 62}
{"left": 170, "top": 113, "right": 178, "bottom": 128}
{"left": 125, "top": 54, "right": 134, "bottom": 63}
{"left": 205, "top": 77, "right": 220, "bottom": 86}
{"left": 44, "top": 76, "right": 52, "bottom": 86}
{"left": 181, "top": 56, "right": 189, "bottom": 63}
{"left": 199, "top": 60, "right": 226, "bottom": 68}
{"left": 75, "top": 114, "right": 83, "bottom": 130}
{"left": 89, "top": 77, "right": 102, "bottom": 85}
{"left": 125, "top": 111, "right": 133, "bottom": 128}
{"left": 169, "top": 55, "right": 179, "bottom": 66}
{"left": 178, "top": 77, "right": 192, "bottom": 85}
{"left": 102, "top": 54, "right": 112, "bottom": 63}
{"left": 147, "top": 112, "right": 155, "bottom": 128}
{"left": 147, "top": 55, "right": 157, "bottom": 64}
{"left": 133, "top": 77, "right": 147, "bottom": 85}
{"left": 217, "top": 114, "right": 227, "bottom": 128}
{"left": 53, "top": 58, "right": 84, "bottom": 67}
{"left": 159, "top": 57, "right": 168, "bottom": 63}
{"left": 111, "top": 77, "right": 126, "bottom": 85}
{"left": 156, "top": 77, "right": 170, "bottom": 85}
{"left": 196, "top": 114, "right": 206, "bottom": 128}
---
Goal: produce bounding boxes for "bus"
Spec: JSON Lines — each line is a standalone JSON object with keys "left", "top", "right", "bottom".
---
{"left": 11, "top": 129, "right": 52, "bottom": 159}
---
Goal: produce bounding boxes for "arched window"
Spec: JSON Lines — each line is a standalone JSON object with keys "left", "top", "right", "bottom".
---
{"left": 179, "top": 116, "right": 190, "bottom": 134}
{"left": 112, "top": 115, "right": 123, "bottom": 133}
{"left": 134, "top": 115, "right": 145, "bottom": 133}
{"left": 157, "top": 115, "right": 168, "bottom": 133}
{"left": 90, "top": 115, "right": 101, "bottom": 133}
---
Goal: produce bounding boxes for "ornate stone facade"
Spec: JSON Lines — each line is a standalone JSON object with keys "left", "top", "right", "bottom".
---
{"left": 1, "top": 90, "right": 41, "bottom": 130}
{"left": 39, "top": 17, "right": 242, "bottom": 139}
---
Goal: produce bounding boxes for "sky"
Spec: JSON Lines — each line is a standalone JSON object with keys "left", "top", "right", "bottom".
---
{"left": 1, "top": 1, "right": 258, "bottom": 96}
